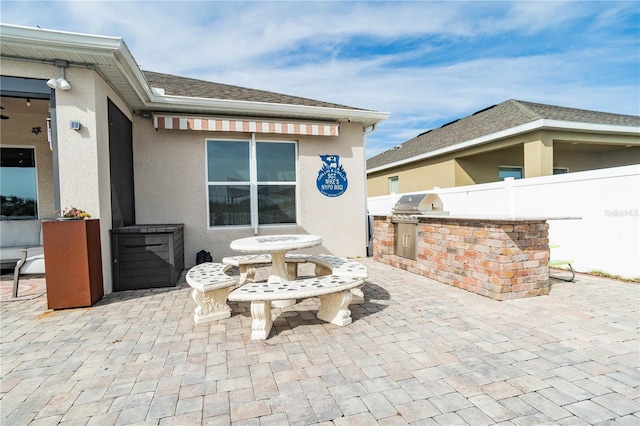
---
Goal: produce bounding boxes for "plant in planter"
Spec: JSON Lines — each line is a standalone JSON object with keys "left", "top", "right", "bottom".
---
{"left": 59, "top": 206, "right": 92, "bottom": 219}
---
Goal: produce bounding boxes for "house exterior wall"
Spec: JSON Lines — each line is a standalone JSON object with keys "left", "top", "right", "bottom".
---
{"left": 367, "top": 128, "right": 639, "bottom": 196}
{"left": 1, "top": 59, "right": 134, "bottom": 293}
{"left": 133, "top": 119, "right": 368, "bottom": 266}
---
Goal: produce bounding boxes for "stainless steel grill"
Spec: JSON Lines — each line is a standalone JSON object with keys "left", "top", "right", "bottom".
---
{"left": 391, "top": 193, "right": 445, "bottom": 217}
{"left": 391, "top": 193, "right": 447, "bottom": 260}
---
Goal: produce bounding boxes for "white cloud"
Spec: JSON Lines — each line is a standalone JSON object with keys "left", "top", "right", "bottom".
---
{"left": 2, "top": 1, "right": 638, "bottom": 159}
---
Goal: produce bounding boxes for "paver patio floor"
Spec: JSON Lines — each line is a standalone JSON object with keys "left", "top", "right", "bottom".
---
{"left": 1, "top": 258, "right": 639, "bottom": 425}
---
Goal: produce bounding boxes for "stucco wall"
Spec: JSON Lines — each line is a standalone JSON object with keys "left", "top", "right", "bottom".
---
{"left": 367, "top": 128, "right": 639, "bottom": 196}
{"left": 133, "top": 119, "right": 368, "bottom": 266}
{"left": 2, "top": 59, "right": 135, "bottom": 294}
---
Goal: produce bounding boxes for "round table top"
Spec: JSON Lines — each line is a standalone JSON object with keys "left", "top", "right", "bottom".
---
{"left": 230, "top": 234, "right": 322, "bottom": 253}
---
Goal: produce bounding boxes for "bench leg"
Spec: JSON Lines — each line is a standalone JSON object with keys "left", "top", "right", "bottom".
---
{"left": 315, "top": 264, "right": 331, "bottom": 277}
{"left": 250, "top": 300, "right": 273, "bottom": 340}
{"left": 350, "top": 285, "right": 364, "bottom": 304}
{"left": 551, "top": 264, "right": 576, "bottom": 282}
{"left": 191, "top": 288, "right": 231, "bottom": 324}
{"left": 12, "top": 250, "right": 28, "bottom": 298}
{"left": 238, "top": 265, "right": 257, "bottom": 285}
{"left": 317, "top": 290, "right": 353, "bottom": 326}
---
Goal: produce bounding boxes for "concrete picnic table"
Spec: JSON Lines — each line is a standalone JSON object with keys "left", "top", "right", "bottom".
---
{"left": 229, "top": 234, "right": 322, "bottom": 284}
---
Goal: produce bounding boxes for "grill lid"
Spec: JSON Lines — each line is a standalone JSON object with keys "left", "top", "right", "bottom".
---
{"left": 392, "top": 193, "right": 444, "bottom": 215}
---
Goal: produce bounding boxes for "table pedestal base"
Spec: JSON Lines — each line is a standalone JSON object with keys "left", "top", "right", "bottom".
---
{"left": 268, "top": 251, "right": 296, "bottom": 307}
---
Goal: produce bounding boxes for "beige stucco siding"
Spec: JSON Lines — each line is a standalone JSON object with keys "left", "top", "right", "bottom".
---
{"left": 133, "top": 120, "right": 367, "bottom": 265}
{"left": 367, "top": 128, "right": 639, "bottom": 196}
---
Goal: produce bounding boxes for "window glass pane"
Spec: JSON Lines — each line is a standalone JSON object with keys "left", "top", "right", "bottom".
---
{"left": 207, "top": 141, "right": 249, "bottom": 182}
{"left": 256, "top": 142, "right": 295, "bottom": 182}
{"left": 1, "top": 148, "right": 37, "bottom": 219}
{"left": 498, "top": 166, "right": 522, "bottom": 181}
{"left": 208, "top": 185, "right": 250, "bottom": 226}
{"left": 389, "top": 176, "right": 399, "bottom": 193}
{"left": 258, "top": 185, "right": 296, "bottom": 224}
{"left": 553, "top": 168, "right": 568, "bottom": 175}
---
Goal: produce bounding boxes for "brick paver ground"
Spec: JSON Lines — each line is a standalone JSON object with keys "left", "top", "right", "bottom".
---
{"left": 1, "top": 259, "right": 638, "bottom": 425}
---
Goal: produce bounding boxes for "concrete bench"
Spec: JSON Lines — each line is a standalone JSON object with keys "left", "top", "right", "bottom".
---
{"left": 222, "top": 253, "right": 368, "bottom": 303}
{"left": 228, "top": 275, "right": 364, "bottom": 340}
{"left": 186, "top": 263, "right": 238, "bottom": 324}
{"left": 304, "top": 255, "right": 368, "bottom": 304}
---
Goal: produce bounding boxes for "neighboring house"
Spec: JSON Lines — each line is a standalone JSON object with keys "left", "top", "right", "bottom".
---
{"left": 367, "top": 99, "right": 640, "bottom": 196}
{"left": 0, "top": 24, "right": 388, "bottom": 293}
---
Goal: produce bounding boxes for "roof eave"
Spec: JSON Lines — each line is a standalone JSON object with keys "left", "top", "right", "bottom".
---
{"left": 367, "top": 119, "right": 640, "bottom": 174}
{"left": 146, "top": 93, "right": 389, "bottom": 125}
{"left": 1, "top": 23, "right": 388, "bottom": 126}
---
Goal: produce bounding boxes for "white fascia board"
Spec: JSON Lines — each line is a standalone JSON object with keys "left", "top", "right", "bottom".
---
{"left": 0, "top": 23, "right": 124, "bottom": 51}
{"left": 1, "top": 24, "right": 389, "bottom": 125}
{"left": 368, "top": 119, "right": 640, "bottom": 174}
{"left": 147, "top": 93, "right": 390, "bottom": 124}
{"left": 1, "top": 24, "right": 153, "bottom": 102}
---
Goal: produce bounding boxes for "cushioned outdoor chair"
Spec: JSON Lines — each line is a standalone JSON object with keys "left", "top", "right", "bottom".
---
{"left": 13, "top": 246, "right": 45, "bottom": 298}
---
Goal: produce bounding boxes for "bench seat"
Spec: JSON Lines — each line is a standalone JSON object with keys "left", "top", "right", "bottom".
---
{"left": 228, "top": 275, "right": 364, "bottom": 340}
{"left": 186, "top": 263, "right": 238, "bottom": 324}
{"left": 222, "top": 253, "right": 368, "bottom": 303}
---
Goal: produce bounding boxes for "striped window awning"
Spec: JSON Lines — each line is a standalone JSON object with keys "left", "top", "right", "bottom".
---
{"left": 153, "top": 115, "right": 339, "bottom": 136}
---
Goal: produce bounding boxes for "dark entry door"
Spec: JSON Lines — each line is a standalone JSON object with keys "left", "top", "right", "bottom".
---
{"left": 108, "top": 100, "right": 135, "bottom": 228}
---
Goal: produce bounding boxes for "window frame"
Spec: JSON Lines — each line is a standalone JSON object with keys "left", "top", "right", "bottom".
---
{"left": 205, "top": 135, "right": 298, "bottom": 232}
{"left": 388, "top": 176, "right": 399, "bottom": 194}
{"left": 0, "top": 145, "right": 39, "bottom": 220}
{"left": 498, "top": 165, "right": 523, "bottom": 181}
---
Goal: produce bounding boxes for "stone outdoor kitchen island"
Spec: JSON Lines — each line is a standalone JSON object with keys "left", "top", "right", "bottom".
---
{"left": 373, "top": 214, "right": 568, "bottom": 300}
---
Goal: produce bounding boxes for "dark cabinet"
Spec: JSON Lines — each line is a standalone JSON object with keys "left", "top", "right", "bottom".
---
{"left": 111, "top": 224, "right": 184, "bottom": 291}
{"left": 42, "top": 219, "right": 104, "bottom": 309}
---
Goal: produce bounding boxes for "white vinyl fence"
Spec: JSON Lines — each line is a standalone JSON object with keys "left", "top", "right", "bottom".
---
{"left": 368, "top": 165, "right": 640, "bottom": 279}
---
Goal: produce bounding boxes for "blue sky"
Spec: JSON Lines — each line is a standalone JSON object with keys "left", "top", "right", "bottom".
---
{"left": 2, "top": 1, "right": 639, "bottom": 158}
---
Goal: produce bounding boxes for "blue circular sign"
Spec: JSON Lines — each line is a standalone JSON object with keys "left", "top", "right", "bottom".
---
{"left": 317, "top": 155, "right": 348, "bottom": 197}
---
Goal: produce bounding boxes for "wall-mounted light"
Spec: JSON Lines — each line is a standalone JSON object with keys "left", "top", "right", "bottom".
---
{"left": 46, "top": 60, "right": 71, "bottom": 91}
{"left": 26, "top": 98, "right": 31, "bottom": 107}
{"left": 32, "top": 126, "right": 42, "bottom": 135}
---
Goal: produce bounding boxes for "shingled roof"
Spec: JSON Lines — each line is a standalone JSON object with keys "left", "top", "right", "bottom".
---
{"left": 143, "top": 71, "right": 362, "bottom": 110}
{"left": 367, "top": 99, "right": 640, "bottom": 170}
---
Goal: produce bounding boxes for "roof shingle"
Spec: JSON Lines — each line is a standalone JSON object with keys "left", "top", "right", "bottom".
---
{"left": 143, "top": 71, "right": 362, "bottom": 110}
{"left": 367, "top": 99, "right": 640, "bottom": 170}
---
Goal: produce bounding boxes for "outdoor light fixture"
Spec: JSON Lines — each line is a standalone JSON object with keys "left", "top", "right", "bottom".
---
{"left": 46, "top": 60, "right": 71, "bottom": 91}
{"left": 26, "top": 98, "right": 31, "bottom": 107}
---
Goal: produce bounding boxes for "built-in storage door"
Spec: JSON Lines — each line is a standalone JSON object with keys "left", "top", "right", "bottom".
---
{"left": 108, "top": 100, "right": 135, "bottom": 228}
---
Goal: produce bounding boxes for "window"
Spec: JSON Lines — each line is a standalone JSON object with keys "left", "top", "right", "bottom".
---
{"left": 498, "top": 166, "right": 522, "bottom": 181}
{"left": 1, "top": 147, "right": 38, "bottom": 219}
{"left": 553, "top": 167, "right": 569, "bottom": 175}
{"left": 389, "top": 176, "right": 399, "bottom": 194}
{"left": 206, "top": 138, "right": 296, "bottom": 229}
